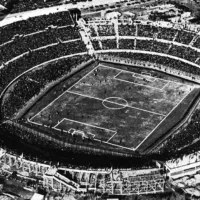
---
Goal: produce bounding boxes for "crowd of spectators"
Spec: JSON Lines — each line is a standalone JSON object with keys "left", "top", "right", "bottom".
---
{"left": 168, "top": 45, "right": 200, "bottom": 63}
{"left": 168, "top": 45, "right": 188, "bottom": 60}
{"left": 192, "top": 37, "right": 200, "bottom": 49}
{"left": 97, "top": 24, "right": 115, "bottom": 37}
{"left": 157, "top": 27, "right": 177, "bottom": 41}
{"left": 0, "top": 11, "right": 73, "bottom": 45}
{"left": 119, "top": 39, "right": 135, "bottom": 50}
{"left": 91, "top": 40, "right": 101, "bottom": 50}
{"left": 118, "top": 24, "right": 136, "bottom": 36}
{"left": 0, "top": 122, "right": 155, "bottom": 169}
{"left": 175, "top": 30, "right": 195, "bottom": 45}
{"left": 100, "top": 51, "right": 200, "bottom": 76}
{"left": 2, "top": 54, "right": 91, "bottom": 118}
{"left": 137, "top": 24, "right": 159, "bottom": 38}
{"left": 158, "top": 109, "right": 200, "bottom": 159}
{"left": 88, "top": 25, "right": 97, "bottom": 37}
{"left": 0, "top": 26, "right": 80, "bottom": 62}
{"left": 101, "top": 39, "right": 117, "bottom": 50}
{"left": 136, "top": 39, "right": 153, "bottom": 51}
{"left": 0, "top": 40, "right": 87, "bottom": 94}
{"left": 150, "top": 40, "right": 170, "bottom": 54}
{"left": 92, "top": 35, "right": 200, "bottom": 65}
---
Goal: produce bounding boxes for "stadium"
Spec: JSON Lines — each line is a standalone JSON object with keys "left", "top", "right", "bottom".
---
{"left": 1, "top": 0, "right": 200, "bottom": 199}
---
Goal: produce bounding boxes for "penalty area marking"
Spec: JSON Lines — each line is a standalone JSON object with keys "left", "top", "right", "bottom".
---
{"left": 114, "top": 77, "right": 164, "bottom": 92}
{"left": 107, "top": 132, "right": 118, "bottom": 142}
{"left": 100, "top": 64, "right": 191, "bottom": 87}
{"left": 114, "top": 70, "right": 123, "bottom": 79}
{"left": 161, "top": 81, "right": 169, "bottom": 90}
{"left": 53, "top": 117, "right": 117, "bottom": 134}
{"left": 49, "top": 118, "right": 135, "bottom": 151}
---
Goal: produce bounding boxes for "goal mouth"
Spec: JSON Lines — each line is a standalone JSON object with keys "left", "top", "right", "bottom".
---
{"left": 102, "top": 97, "right": 128, "bottom": 110}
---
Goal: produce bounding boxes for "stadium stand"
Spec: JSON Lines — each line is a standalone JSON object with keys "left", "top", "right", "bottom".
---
{"left": 1, "top": 55, "right": 91, "bottom": 118}
{"left": 118, "top": 24, "right": 136, "bottom": 36}
{"left": 0, "top": 40, "right": 87, "bottom": 94}
{"left": 97, "top": 24, "right": 115, "bottom": 36}
{"left": 193, "top": 37, "right": 200, "bottom": 49}
{"left": 119, "top": 39, "right": 135, "bottom": 50}
{"left": 168, "top": 45, "right": 200, "bottom": 62}
{"left": 0, "top": 26, "right": 80, "bottom": 62}
{"left": 136, "top": 39, "right": 153, "bottom": 51}
{"left": 100, "top": 52, "right": 200, "bottom": 76}
{"left": 0, "top": 122, "right": 155, "bottom": 169}
{"left": 158, "top": 109, "right": 200, "bottom": 156}
{"left": 91, "top": 39, "right": 101, "bottom": 50}
{"left": 0, "top": 11, "right": 73, "bottom": 45}
{"left": 150, "top": 40, "right": 170, "bottom": 54}
{"left": 137, "top": 24, "right": 159, "bottom": 38}
{"left": 175, "top": 30, "right": 195, "bottom": 45}
{"left": 2, "top": 14, "right": 200, "bottom": 171}
{"left": 157, "top": 27, "right": 177, "bottom": 41}
{"left": 101, "top": 39, "right": 117, "bottom": 50}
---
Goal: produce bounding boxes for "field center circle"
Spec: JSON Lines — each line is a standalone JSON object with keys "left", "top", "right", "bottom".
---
{"left": 102, "top": 97, "right": 128, "bottom": 110}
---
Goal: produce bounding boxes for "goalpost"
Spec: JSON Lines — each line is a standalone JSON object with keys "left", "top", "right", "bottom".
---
{"left": 68, "top": 128, "right": 95, "bottom": 139}
{"left": 141, "top": 71, "right": 152, "bottom": 77}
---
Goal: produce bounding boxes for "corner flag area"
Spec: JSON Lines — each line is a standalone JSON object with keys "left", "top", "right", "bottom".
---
{"left": 30, "top": 63, "right": 194, "bottom": 151}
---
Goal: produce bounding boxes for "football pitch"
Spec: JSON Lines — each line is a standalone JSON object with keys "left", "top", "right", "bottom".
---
{"left": 30, "top": 63, "right": 193, "bottom": 150}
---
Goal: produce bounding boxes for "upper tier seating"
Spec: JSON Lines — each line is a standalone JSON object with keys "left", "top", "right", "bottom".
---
{"left": 2, "top": 54, "right": 91, "bottom": 118}
{"left": 0, "top": 26, "right": 80, "bottom": 62}
{"left": 101, "top": 52, "right": 200, "bottom": 76}
{"left": 0, "top": 11, "right": 73, "bottom": 45}
{"left": 137, "top": 24, "right": 159, "bottom": 38}
{"left": 157, "top": 27, "right": 177, "bottom": 41}
{"left": 97, "top": 24, "right": 115, "bottom": 37}
{"left": 0, "top": 40, "right": 87, "bottom": 94}
{"left": 101, "top": 39, "right": 117, "bottom": 50}
{"left": 175, "top": 30, "right": 195, "bottom": 45}
{"left": 118, "top": 24, "right": 136, "bottom": 36}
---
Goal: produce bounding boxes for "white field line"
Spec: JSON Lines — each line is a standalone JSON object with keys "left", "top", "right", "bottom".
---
{"left": 27, "top": 118, "right": 48, "bottom": 127}
{"left": 67, "top": 90, "right": 165, "bottom": 116}
{"left": 114, "top": 77, "right": 164, "bottom": 92}
{"left": 30, "top": 65, "right": 100, "bottom": 121}
{"left": 132, "top": 74, "right": 143, "bottom": 80}
{"left": 92, "top": 137, "right": 134, "bottom": 151}
{"left": 52, "top": 118, "right": 66, "bottom": 129}
{"left": 107, "top": 132, "right": 118, "bottom": 142}
{"left": 114, "top": 70, "right": 123, "bottom": 79}
{"left": 103, "top": 141, "right": 135, "bottom": 151}
{"left": 100, "top": 64, "right": 190, "bottom": 87}
{"left": 53, "top": 127, "right": 68, "bottom": 133}
{"left": 161, "top": 81, "right": 169, "bottom": 90}
{"left": 135, "top": 89, "right": 193, "bottom": 150}
{"left": 141, "top": 72, "right": 152, "bottom": 77}
{"left": 54, "top": 118, "right": 116, "bottom": 133}
{"left": 66, "top": 65, "right": 99, "bottom": 91}
{"left": 30, "top": 117, "right": 125, "bottom": 149}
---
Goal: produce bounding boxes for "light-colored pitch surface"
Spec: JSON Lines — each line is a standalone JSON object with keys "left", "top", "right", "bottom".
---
{"left": 30, "top": 64, "right": 193, "bottom": 150}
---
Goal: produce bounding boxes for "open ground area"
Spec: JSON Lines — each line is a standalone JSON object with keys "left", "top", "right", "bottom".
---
{"left": 30, "top": 63, "right": 194, "bottom": 150}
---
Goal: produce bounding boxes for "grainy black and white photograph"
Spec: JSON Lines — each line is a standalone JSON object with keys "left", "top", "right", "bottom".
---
{"left": 1, "top": 0, "right": 200, "bottom": 199}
